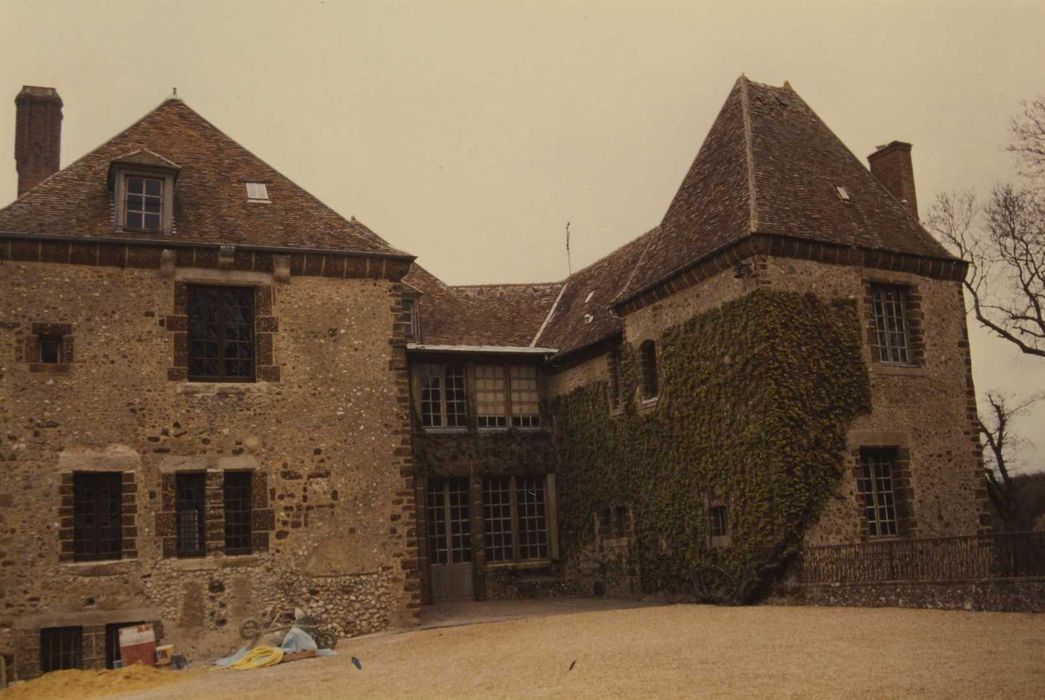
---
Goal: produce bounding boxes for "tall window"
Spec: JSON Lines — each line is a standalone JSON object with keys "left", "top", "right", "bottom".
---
{"left": 223, "top": 471, "right": 253, "bottom": 555}
{"left": 858, "top": 449, "right": 899, "bottom": 537}
{"left": 73, "top": 472, "right": 123, "bottom": 562}
{"left": 175, "top": 472, "right": 206, "bottom": 557}
{"left": 187, "top": 285, "right": 256, "bottom": 381}
{"left": 482, "top": 475, "right": 550, "bottom": 563}
{"left": 399, "top": 297, "right": 420, "bottom": 341}
{"left": 426, "top": 478, "right": 471, "bottom": 565}
{"left": 418, "top": 364, "right": 467, "bottom": 428}
{"left": 639, "top": 340, "right": 659, "bottom": 400}
{"left": 608, "top": 345, "right": 624, "bottom": 407}
{"left": 870, "top": 285, "right": 911, "bottom": 364}
{"left": 40, "top": 627, "right": 83, "bottom": 672}
{"left": 509, "top": 365, "right": 540, "bottom": 428}
{"left": 124, "top": 175, "right": 163, "bottom": 232}
{"left": 475, "top": 365, "right": 508, "bottom": 428}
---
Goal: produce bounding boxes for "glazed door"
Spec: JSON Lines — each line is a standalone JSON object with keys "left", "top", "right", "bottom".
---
{"left": 426, "top": 477, "right": 474, "bottom": 601}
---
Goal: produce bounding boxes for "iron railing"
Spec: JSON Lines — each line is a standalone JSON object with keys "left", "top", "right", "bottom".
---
{"left": 799, "top": 531, "right": 1045, "bottom": 584}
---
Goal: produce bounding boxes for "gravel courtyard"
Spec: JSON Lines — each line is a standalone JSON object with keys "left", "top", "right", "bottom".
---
{"left": 21, "top": 603, "right": 1045, "bottom": 699}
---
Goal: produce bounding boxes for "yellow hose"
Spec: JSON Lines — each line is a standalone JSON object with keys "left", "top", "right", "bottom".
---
{"left": 230, "top": 645, "right": 284, "bottom": 670}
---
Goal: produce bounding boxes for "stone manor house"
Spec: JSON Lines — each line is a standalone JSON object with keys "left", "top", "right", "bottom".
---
{"left": 0, "top": 77, "right": 986, "bottom": 678}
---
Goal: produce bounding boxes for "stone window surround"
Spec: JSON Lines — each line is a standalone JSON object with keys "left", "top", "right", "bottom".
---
{"left": 58, "top": 471, "right": 138, "bottom": 563}
{"left": 165, "top": 279, "right": 280, "bottom": 383}
{"left": 20, "top": 322, "right": 74, "bottom": 373}
{"left": 851, "top": 444, "right": 915, "bottom": 540}
{"left": 157, "top": 468, "right": 273, "bottom": 558}
{"left": 111, "top": 166, "right": 176, "bottom": 235}
{"left": 862, "top": 275, "right": 925, "bottom": 369}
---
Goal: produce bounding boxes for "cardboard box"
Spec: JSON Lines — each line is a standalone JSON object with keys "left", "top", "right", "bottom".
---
{"left": 118, "top": 624, "right": 157, "bottom": 667}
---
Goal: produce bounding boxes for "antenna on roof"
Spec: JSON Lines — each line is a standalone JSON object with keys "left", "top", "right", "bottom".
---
{"left": 565, "top": 221, "right": 572, "bottom": 277}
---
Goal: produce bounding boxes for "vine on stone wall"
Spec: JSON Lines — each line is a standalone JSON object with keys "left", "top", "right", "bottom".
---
{"left": 551, "top": 290, "right": 871, "bottom": 603}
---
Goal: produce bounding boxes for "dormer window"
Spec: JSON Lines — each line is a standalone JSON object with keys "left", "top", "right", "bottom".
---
{"left": 125, "top": 176, "right": 163, "bottom": 231}
{"left": 108, "top": 149, "right": 179, "bottom": 235}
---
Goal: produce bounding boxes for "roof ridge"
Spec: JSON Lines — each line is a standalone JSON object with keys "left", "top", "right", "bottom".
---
{"left": 739, "top": 75, "right": 760, "bottom": 233}
{"left": 452, "top": 281, "right": 561, "bottom": 289}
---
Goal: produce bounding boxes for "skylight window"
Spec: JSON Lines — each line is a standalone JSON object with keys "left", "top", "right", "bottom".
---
{"left": 835, "top": 186, "right": 851, "bottom": 202}
{"left": 246, "top": 182, "right": 270, "bottom": 203}
{"left": 584, "top": 291, "right": 595, "bottom": 303}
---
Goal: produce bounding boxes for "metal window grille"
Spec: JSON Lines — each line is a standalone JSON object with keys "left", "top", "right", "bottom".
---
{"left": 870, "top": 285, "right": 911, "bottom": 364}
{"left": 476, "top": 365, "right": 508, "bottom": 428}
{"left": 483, "top": 477, "right": 514, "bottom": 562}
{"left": 509, "top": 365, "right": 540, "bottom": 428}
{"left": 419, "top": 364, "right": 467, "bottom": 428}
{"left": 40, "top": 627, "right": 82, "bottom": 672}
{"left": 187, "top": 285, "right": 256, "bottom": 382}
{"left": 709, "top": 505, "right": 728, "bottom": 538}
{"left": 427, "top": 478, "right": 471, "bottom": 564}
{"left": 858, "top": 449, "right": 899, "bottom": 537}
{"left": 124, "top": 175, "right": 163, "bottom": 231}
{"left": 516, "top": 476, "right": 548, "bottom": 560}
{"left": 73, "top": 472, "right": 123, "bottom": 562}
{"left": 640, "top": 340, "right": 659, "bottom": 399}
{"left": 223, "top": 471, "right": 253, "bottom": 555}
{"left": 175, "top": 472, "right": 206, "bottom": 557}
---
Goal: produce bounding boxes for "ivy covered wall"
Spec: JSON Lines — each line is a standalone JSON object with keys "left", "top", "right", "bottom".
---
{"left": 551, "top": 289, "right": 871, "bottom": 602}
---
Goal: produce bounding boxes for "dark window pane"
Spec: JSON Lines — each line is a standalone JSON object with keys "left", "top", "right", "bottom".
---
{"left": 224, "top": 471, "right": 253, "bottom": 554}
{"left": 144, "top": 178, "right": 162, "bottom": 195}
{"left": 73, "top": 472, "right": 123, "bottom": 562}
{"left": 40, "top": 336, "right": 62, "bottom": 363}
{"left": 143, "top": 213, "right": 161, "bottom": 231}
{"left": 517, "top": 476, "right": 548, "bottom": 560}
{"left": 175, "top": 473, "right": 206, "bottom": 557}
{"left": 127, "top": 176, "right": 143, "bottom": 193}
{"left": 144, "top": 198, "right": 161, "bottom": 213}
{"left": 125, "top": 212, "right": 143, "bottom": 230}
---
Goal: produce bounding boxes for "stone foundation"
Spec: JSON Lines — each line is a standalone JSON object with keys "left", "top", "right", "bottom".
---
{"left": 775, "top": 578, "right": 1045, "bottom": 613}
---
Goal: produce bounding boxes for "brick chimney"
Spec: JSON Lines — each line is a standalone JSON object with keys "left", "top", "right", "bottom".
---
{"left": 15, "top": 86, "right": 63, "bottom": 197}
{"left": 868, "top": 141, "right": 918, "bottom": 220}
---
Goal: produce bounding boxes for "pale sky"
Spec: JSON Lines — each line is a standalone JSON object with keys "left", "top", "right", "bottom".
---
{"left": 1, "top": 0, "right": 1043, "bottom": 471}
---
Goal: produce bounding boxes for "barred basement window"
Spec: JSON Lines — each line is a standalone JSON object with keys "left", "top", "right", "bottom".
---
{"left": 482, "top": 475, "right": 550, "bottom": 563}
{"left": 870, "top": 285, "right": 911, "bottom": 364}
{"left": 858, "top": 448, "right": 899, "bottom": 537}
{"left": 223, "top": 471, "right": 253, "bottom": 555}
{"left": 73, "top": 472, "right": 123, "bottom": 562}
{"left": 639, "top": 340, "right": 659, "bottom": 400}
{"left": 426, "top": 477, "right": 471, "bottom": 565}
{"left": 509, "top": 365, "right": 540, "bottom": 428}
{"left": 40, "top": 627, "right": 82, "bottom": 672}
{"left": 175, "top": 472, "right": 206, "bottom": 557}
{"left": 187, "top": 285, "right": 256, "bottom": 381}
{"left": 475, "top": 365, "right": 508, "bottom": 428}
{"left": 418, "top": 364, "right": 467, "bottom": 429}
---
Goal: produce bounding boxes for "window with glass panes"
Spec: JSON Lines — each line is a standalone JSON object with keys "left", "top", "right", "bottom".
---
{"left": 870, "top": 285, "right": 911, "bottom": 364}
{"left": 73, "top": 472, "right": 123, "bottom": 562}
{"left": 426, "top": 478, "right": 471, "bottom": 564}
{"left": 475, "top": 365, "right": 508, "bottom": 428}
{"left": 858, "top": 449, "right": 899, "bottom": 537}
{"left": 124, "top": 175, "right": 163, "bottom": 232}
{"left": 40, "top": 627, "right": 83, "bottom": 673}
{"left": 175, "top": 472, "right": 206, "bottom": 557}
{"left": 418, "top": 364, "right": 467, "bottom": 428}
{"left": 187, "top": 285, "right": 255, "bottom": 381}
{"left": 223, "top": 471, "right": 253, "bottom": 555}
{"left": 482, "top": 475, "right": 550, "bottom": 563}
{"left": 509, "top": 365, "right": 540, "bottom": 427}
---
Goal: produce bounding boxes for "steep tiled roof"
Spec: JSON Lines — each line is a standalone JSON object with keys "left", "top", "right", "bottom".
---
{"left": 617, "top": 76, "right": 956, "bottom": 303}
{"left": 0, "top": 97, "right": 407, "bottom": 256}
{"left": 403, "top": 264, "right": 561, "bottom": 347}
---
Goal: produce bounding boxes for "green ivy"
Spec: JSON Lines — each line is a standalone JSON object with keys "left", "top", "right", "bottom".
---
{"left": 551, "top": 290, "right": 871, "bottom": 602}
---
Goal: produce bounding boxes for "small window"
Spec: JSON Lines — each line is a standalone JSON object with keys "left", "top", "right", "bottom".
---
{"left": 418, "top": 364, "right": 467, "bottom": 429}
{"left": 175, "top": 473, "right": 206, "bottom": 557}
{"left": 482, "top": 475, "right": 551, "bottom": 563}
{"left": 124, "top": 175, "right": 163, "bottom": 232}
{"left": 223, "top": 472, "right": 253, "bottom": 555}
{"left": 835, "top": 185, "right": 851, "bottom": 202}
{"left": 858, "top": 448, "right": 899, "bottom": 537}
{"left": 509, "top": 365, "right": 540, "bottom": 428}
{"left": 608, "top": 345, "right": 624, "bottom": 408}
{"left": 476, "top": 365, "right": 508, "bottom": 429}
{"left": 73, "top": 472, "right": 123, "bottom": 562}
{"left": 709, "top": 505, "right": 728, "bottom": 538}
{"left": 639, "top": 340, "right": 659, "bottom": 400}
{"left": 187, "top": 285, "right": 256, "bottom": 382}
{"left": 245, "top": 182, "right": 270, "bottom": 202}
{"left": 870, "top": 285, "right": 911, "bottom": 364}
{"left": 39, "top": 335, "right": 63, "bottom": 364}
{"left": 399, "top": 297, "right": 420, "bottom": 341}
{"left": 40, "top": 627, "right": 82, "bottom": 673}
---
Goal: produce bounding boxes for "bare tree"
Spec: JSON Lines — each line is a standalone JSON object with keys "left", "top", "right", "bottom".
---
{"left": 978, "top": 392, "right": 1043, "bottom": 529}
{"left": 927, "top": 96, "right": 1045, "bottom": 358}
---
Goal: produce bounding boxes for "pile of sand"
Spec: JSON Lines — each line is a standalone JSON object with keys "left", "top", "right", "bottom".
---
{"left": 1, "top": 664, "right": 188, "bottom": 699}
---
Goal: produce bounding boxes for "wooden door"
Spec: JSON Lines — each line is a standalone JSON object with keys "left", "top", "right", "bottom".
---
{"left": 426, "top": 477, "right": 474, "bottom": 601}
